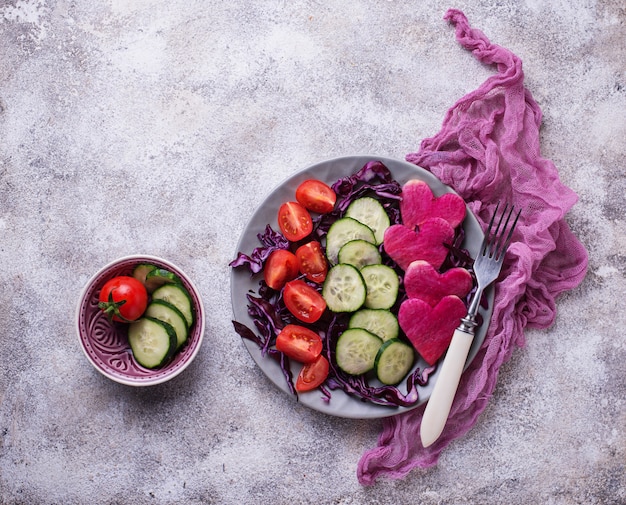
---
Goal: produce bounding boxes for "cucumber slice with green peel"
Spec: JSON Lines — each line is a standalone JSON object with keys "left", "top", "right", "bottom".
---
{"left": 338, "top": 239, "right": 382, "bottom": 270}
{"left": 325, "top": 217, "right": 376, "bottom": 265}
{"left": 322, "top": 264, "right": 366, "bottom": 313}
{"left": 132, "top": 263, "right": 157, "bottom": 285}
{"left": 128, "top": 317, "right": 177, "bottom": 369}
{"left": 348, "top": 308, "right": 399, "bottom": 342}
{"left": 152, "top": 284, "right": 194, "bottom": 327}
{"left": 345, "top": 197, "right": 390, "bottom": 245}
{"left": 144, "top": 300, "right": 189, "bottom": 350}
{"left": 335, "top": 328, "right": 383, "bottom": 375}
{"left": 374, "top": 338, "right": 415, "bottom": 385}
{"left": 144, "top": 268, "right": 182, "bottom": 293}
{"left": 361, "top": 264, "right": 400, "bottom": 310}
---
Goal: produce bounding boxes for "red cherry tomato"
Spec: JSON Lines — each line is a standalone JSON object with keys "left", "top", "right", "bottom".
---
{"left": 98, "top": 276, "right": 148, "bottom": 322}
{"left": 264, "top": 249, "right": 300, "bottom": 290}
{"left": 275, "top": 324, "right": 323, "bottom": 363}
{"left": 277, "top": 201, "right": 313, "bottom": 242}
{"left": 283, "top": 280, "right": 326, "bottom": 323}
{"left": 295, "top": 241, "right": 328, "bottom": 283}
{"left": 295, "top": 179, "right": 336, "bottom": 214}
{"left": 296, "top": 355, "right": 330, "bottom": 392}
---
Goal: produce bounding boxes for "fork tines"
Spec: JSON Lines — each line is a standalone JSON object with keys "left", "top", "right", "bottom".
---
{"left": 483, "top": 203, "right": 521, "bottom": 261}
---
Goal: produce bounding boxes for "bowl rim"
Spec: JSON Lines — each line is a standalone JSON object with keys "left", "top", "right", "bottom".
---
{"left": 75, "top": 254, "right": 205, "bottom": 386}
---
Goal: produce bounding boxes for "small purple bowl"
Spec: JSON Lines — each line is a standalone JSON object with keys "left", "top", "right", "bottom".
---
{"left": 76, "top": 255, "right": 205, "bottom": 386}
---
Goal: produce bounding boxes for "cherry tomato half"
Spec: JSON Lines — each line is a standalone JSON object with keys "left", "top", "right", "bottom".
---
{"left": 296, "top": 355, "right": 330, "bottom": 392}
{"left": 264, "top": 249, "right": 300, "bottom": 290}
{"left": 275, "top": 324, "right": 323, "bottom": 363}
{"left": 295, "top": 179, "right": 336, "bottom": 214}
{"left": 283, "top": 280, "right": 326, "bottom": 324}
{"left": 98, "top": 276, "right": 148, "bottom": 323}
{"left": 296, "top": 241, "right": 328, "bottom": 283}
{"left": 277, "top": 201, "right": 313, "bottom": 242}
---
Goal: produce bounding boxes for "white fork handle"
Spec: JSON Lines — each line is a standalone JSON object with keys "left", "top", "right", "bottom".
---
{"left": 420, "top": 327, "right": 474, "bottom": 448}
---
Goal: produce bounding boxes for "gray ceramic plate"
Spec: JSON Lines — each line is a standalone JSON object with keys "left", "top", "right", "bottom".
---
{"left": 230, "top": 155, "right": 493, "bottom": 419}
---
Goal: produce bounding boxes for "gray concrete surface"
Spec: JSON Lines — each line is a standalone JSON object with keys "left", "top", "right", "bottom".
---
{"left": 0, "top": 1, "right": 624, "bottom": 504}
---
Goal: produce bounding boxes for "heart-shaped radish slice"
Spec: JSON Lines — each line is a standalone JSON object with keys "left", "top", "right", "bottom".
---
{"left": 383, "top": 218, "right": 454, "bottom": 271}
{"left": 400, "top": 179, "right": 466, "bottom": 229}
{"left": 404, "top": 260, "right": 473, "bottom": 307}
{"left": 398, "top": 295, "right": 467, "bottom": 365}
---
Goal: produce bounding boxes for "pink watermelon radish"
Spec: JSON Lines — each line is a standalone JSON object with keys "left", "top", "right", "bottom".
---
{"left": 383, "top": 218, "right": 454, "bottom": 271}
{"left": 398, "top": 295, "right": 467, "bottom": 365}
{"left": 404, "top": 260, "right": 473, "bottom": 307}
{"left": 400, "top": 179, "right": 466, "bottom": 229}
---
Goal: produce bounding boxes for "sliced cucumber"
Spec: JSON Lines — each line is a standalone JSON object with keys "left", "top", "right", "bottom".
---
{"left": 152, "top": 284, "right": 194, "bottom": 327}
{"left": 374, "top": 338, "right": 415, "bottom": 385}
{"left": 144, "top": 300, "right": 189, "bottom": 350}
{"left": 325, "top": 217, "right": 376, "bottom": 265}
{"left": 144, "top": 268, "right": 182, "bottom": 293}
{"left": 337, "top": 239, "right": 382, "bottom": 270}
{"left": 322, "top": 264, "right": 366, "bottom": 313}
{"left": 128, "top": 317, "right": 177, "bottom": 369}
{"left": 361, "top": 264, "right": 400, "bottom": 310}
{"left": 335, "top": 328, "right": 383, "bottom": 375}
{"left": 345, "top": 197, "right": 390, "bottom": 245}
{"left": 349, "top": 308, "right": 399, "bottom": 342}
{"left": 132, "top": 263, "right": 157, "bottom": 285}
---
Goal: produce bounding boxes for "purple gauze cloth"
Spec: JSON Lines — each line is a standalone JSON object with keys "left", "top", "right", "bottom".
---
{"left": 357, "top": 9, "right": 589, "bottom": 485}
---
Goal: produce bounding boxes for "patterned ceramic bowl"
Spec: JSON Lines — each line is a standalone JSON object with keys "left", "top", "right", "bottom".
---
{"left": 76, "top": 255, "right": 205, "bottom": 386}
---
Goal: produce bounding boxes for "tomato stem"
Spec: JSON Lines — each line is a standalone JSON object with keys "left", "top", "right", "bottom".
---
{"left": 98, "top": 290, "right": 133, "bottom": 323}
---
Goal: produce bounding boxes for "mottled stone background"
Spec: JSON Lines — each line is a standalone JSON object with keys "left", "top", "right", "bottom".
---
{"left": 0, "top": 0, "right": 624, "bottom": 504}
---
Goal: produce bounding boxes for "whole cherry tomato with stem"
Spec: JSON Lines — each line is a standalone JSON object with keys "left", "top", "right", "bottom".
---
{"left": 98, "top": 276, "right": 148, "bottom": 323}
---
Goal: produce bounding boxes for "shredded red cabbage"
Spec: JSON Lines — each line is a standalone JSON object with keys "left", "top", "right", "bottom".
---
{"left": 229, "top": 224, "right": 290, "bottom": 274}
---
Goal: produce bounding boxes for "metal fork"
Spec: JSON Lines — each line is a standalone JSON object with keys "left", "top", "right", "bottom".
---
{"left": 421, "top": 203, "right": 521, "bottom": 448}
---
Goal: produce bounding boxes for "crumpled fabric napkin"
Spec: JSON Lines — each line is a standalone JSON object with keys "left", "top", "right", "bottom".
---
{"left": 357, "top": 9, "right": 589, "bottom": 485}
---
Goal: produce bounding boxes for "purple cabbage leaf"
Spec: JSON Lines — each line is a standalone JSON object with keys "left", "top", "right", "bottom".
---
{"left": 229, "top": 224, "right": 289, "bottom": 274}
